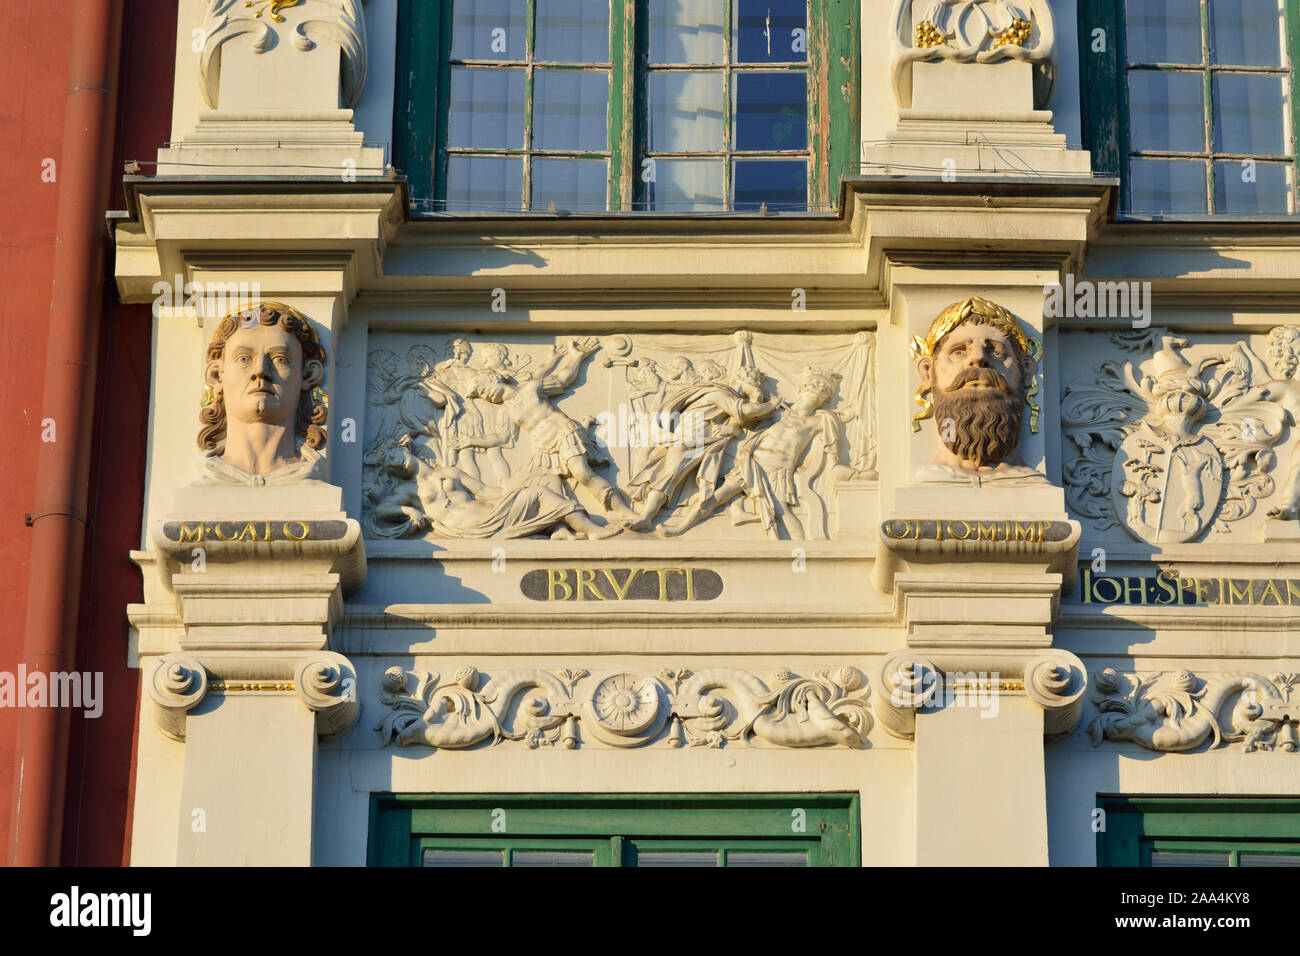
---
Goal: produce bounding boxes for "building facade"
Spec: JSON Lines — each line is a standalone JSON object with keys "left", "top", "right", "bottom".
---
{"left": 9, "top": 0, "right": 1300, "bottom": 867}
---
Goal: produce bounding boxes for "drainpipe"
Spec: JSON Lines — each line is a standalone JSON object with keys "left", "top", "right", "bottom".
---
{"left": 12, "top": 0, "right": 124, "bottom": 866}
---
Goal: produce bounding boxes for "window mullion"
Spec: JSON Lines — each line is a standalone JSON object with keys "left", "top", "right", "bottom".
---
{"left": 723, "top": 0, "right": 733, "bottom": 210}
{"left": 609, "top": 0, "right": 635, "bottom": 211}
{"left": 523, "top": 0, "right": 537, "bottom": 210}
{"left": 1201, "top": 0, "right": 1214, "bottom": 211}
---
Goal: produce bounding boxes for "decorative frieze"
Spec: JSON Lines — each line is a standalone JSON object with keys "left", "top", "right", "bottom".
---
{"left": 1089, "top": 668, "right": 1300, "bottom": 754}
{"left": 375, "top": 665, "right": 873, "bottom": 751}
{"left": 363, "top": 331, "right": 876, "bottom": 541}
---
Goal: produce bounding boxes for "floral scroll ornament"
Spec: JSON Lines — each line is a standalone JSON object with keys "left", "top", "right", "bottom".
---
{"left": 890, "top": 0, "right": 1057, "bottom": 109}
{"left": 1088, "top": 668, "right": 1300, "bottom": 754}
{"left": 376, "top": 665, "right": 872, "bottom": 752}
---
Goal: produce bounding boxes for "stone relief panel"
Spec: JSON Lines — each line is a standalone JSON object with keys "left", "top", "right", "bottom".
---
{"left": 1061, "top": 327, "right": 1299, "bottom": 544}
{"left": 1088, "top": 668, "right": 1300, "bottom": 755}
{"left": 375, "top": 664, "right": 872, "bottom": 751}
{"left": 361, "top": 331, "right": 876, "bottom": 541}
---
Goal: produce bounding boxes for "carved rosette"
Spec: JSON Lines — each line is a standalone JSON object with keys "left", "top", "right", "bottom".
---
{"left": 890, "top": 0, "right": 1057, "bottom": 109}
{"left": 149, "top": 656, "right": 209, "bottom": 742}
{"left": 294, "top": 652, "right": 360, "bottom": 738}
{"left": 1088, "top": 668, "right": 1300, "bottom": 754}
{"left": 376, "top": 665, "right": 873, "bottom": 751}
{"left": 199, "top": 0, "right": 367, "bottom": 109}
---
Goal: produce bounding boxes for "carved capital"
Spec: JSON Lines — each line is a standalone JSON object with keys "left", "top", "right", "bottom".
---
{"left": 148, "top": 656, "right": 210, "bottom": 742}
{"left": 875, "top": 651, "right": 941, "bottom": 739}
{"left": 294, "top": 652, "right": 360, "bottom": 738}
{"left": 1024, "top": 651, "right": 1087, "bottom": 739}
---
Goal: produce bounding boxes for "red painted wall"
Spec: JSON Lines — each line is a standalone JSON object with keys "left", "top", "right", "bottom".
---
{"left": 0, "top": 0, "right": 175, "bottom": 864}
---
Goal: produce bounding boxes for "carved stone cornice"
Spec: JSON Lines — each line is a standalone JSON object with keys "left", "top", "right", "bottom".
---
{"left": 376, "top": 664, "right": 873, "bottom": 751}
{"left": 874, "top": 647, "right": 1086, "bottom": 741}
{"left": 148, "top": 650, "right": 359, "bottom": 741}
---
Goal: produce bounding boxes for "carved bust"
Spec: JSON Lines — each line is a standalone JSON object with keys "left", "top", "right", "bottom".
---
{"left": 910, "top": 297, "right": 1042, "bottom": 484}
{"left": 197, "top": 301, "right": 328, "bottom": 484}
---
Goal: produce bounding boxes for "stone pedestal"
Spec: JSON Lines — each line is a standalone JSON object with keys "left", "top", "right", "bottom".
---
{"left": 131, "top": 481, "right": 365, "bottom": 865}
{"left": 874, "top": 483, "right": 1086, "bottom": 865}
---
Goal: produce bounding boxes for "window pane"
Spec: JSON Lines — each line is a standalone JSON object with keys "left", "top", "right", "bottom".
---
{"left": 535, "top": 69, "right": 609, "bottom": 150}
{"left": 726, "top": 851, "right": 808, "bottom": 866}
{"left": 533, "top": 158, "right": 608, "bottom": 209}
{"left": 635, "top": 851, "right": 718, "bottom": 866}
{"left": 734, "top": 72, "right": 807, "bottom": 150}
{"left": 449, "top": 67, "right": 526, "bottom": 149}
{"left": 733, "top": 159, "right": 807, "bottom": 210}
{"left": 536, "top": 0, "right": 609, "bottom": 63}
{"left": 1129, "top": 157, "right": 1208, "bottom": 213}
{"left": 649, "top": 72, "right": 725, "bottom": 151}
{"left": 451, "top": 0, "right": 526, "bottom": 61}
{"left": 446, "top": 155, "right": 524, "bottom": 211}
{"left": 1240, "top": 853, "right": 1300, "bottom": 866}
{"left": 649, "top": 158, "right": 724, "bottom": 209}
{"left": 423, "top": 849, "right": 504, "bottom": 866}
{"left": 1127, "top": 71, "right": 1205, "bottom": 152}
{"left": 1149, "top": 850, "right": 1231, "bottom": 866}
{"left": 1210, "top": 0, "right": 1284, "bottom": 66}
{"left": 735, "top": 0, "right": 807, "bottom": 64}
{"left": 1212, "top": 73, "right": 1287, "bottom": 155}
{"left": 1125, "top": 0, "right": 1202, "bottom": 63}
{"left": 649, "top": 0, "right": 724, "bottom": 63}
{"left": 511, "top": 851, "right": 594, "bottom": 867}
{"left": 1214, "top": 160, "right": 1292, "bottom": 212}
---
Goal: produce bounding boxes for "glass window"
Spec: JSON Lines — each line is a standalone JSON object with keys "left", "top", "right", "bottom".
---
{"left": 1097, "top": 797, "right": 1300, "bottom": 866}
{"left": 398, "top": 0, "right": 855, "bottom": 213}
{"left": 1119, "top": 0, "right": 1296, "bottom": 215}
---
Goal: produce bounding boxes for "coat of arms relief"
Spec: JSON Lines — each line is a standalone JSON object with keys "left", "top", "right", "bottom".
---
{"left": 361, "top": 331, "right": 877, "bottom": 541}
{"left": 1062, "top": 327, "right": 1300, "bottom": 544}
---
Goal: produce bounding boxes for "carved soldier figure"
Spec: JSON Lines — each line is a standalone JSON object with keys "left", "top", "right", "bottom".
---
{"left": 197, "top": 301, "right": 327, "bottom": 484}
{"left": 910, "top": 296, "right": 1043, "bottom": 484}
{"left": 456, "top": 337, "right": 635, "bottom": 521}
{"left": 663, "top": 366, "right": 848, "bottom": 539}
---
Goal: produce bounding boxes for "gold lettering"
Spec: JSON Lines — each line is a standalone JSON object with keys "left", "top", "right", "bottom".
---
{"left": 213, "top": 521, "right": 236, "bottom": 541}
{"left": 284, "top": 520, "right": 310, "bottom": 541}
{"left": 884, "top": 520, "right": 908, "bottom": 539}
{"left": 1092, "top": 576, "right": 1122, "bottom": 603}
{"left": 1124, "top": 576, "right": 1146, "bottom": 605}
{"left": 575, "top": 568, "right": 606, "bottom": 601}
{"left": 1014, "top": 522, "right": 1035, "bottom": 542}
{"left": 600, "top": 568, "right": 639, "bottom": 600}
{"left": 1259, "top": 579, "right": 1284, "bottom": 606}
{"left": 264, "top": 520, "right": 272, "bottom": 541}
{"left": 948, "top": 520, "right": 971, "bottom": 540}
{"left": 547, "top": 569, "right": 573, "bottom": 601}
{"left": 1155, "top": 571, "right": 1178, "bottom": 605}
{"left": 178, "top": 522, "right": 205, "bottom": 543}
{"left": 1227, "top": 579, "right": 1252, "bottom": 605}
{"left": 1178, "top": 576, "right": 1198, "bottom": 606}
{"left": 655, "top": 568, "right": 684, "bottom": 601}
{"left": 1195, "top": 578, "right": 1211, "bottom": 605}
{"left": 977, "top": 521, "right": 998, "bottom": 541}
{"left": 1288, "top": 581, "right": 1300, "bottom": 606}
{"left": 1081, "top": 568, "right": 1092, "bottom": 603}
{"left": 1038, "top": 521, "right": 1053, "bottom": 543}
{"left": 933, "top": 520, "right": 942, "bottom": 541}
{"left": 237, "top": 521, "right": 259, "bottom": 541}
{"left": 684, "top": 567, "right": 696, "bottom": 601}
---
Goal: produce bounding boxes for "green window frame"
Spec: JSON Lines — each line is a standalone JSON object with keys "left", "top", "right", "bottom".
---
{"left": 369, "top": 793, "right": 861, "bottom": 866}
{"left": 1097, "top": 796, "right": 1300, "bottom": 866}
{"left": 393, "top": 0, "right": 860, "bottom": 214}
{"left": 1079, "top": 0, "right": 1300, "bottom": 216}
